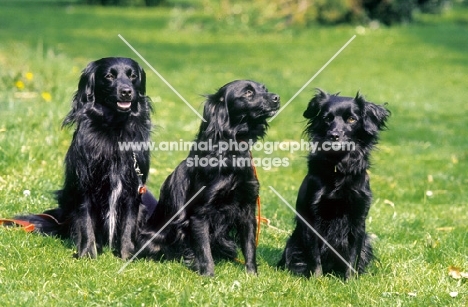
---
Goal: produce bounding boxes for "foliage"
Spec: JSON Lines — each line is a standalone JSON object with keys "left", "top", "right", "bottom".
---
{"left": 80, "top": 0, "right": 453, "bottom": 26}
{"left": 207, "top": 0, "right": 451, "bottom": 26}
{"left": 83, "top": 0, "right": 164, "bottom": 6}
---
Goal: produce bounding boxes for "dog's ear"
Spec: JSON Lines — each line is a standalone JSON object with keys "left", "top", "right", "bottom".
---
{"left": 303, "top": 89, "right": 329, "bottom": 119}
{"left": 63, "top": 61, "right": 97, "bottom": 127}
{"left": 355, "top": 92, "right": 390, "bottom": 135}
{"left": 199, "top": 86, "right": 231, "bottom": 141}
{"left": 138, "top": 66, "right": 147, "bottom": 97}
{"left": 135, "top": 65, "right": 152, "bottom": 114}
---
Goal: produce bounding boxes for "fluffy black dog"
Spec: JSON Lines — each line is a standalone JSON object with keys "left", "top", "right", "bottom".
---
{"left": 278, "top": 89, "right": 389, "bottom": 279}
{"left": 17, "top": 57, "right": 153, "bottom": 259}
{"left": 139, "top": 80, "right": 280, "bottom": 276}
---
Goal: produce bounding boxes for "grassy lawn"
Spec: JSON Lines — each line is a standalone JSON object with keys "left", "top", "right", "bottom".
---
{"left": 1, "top": 1, "right": 467, "bottom": 306}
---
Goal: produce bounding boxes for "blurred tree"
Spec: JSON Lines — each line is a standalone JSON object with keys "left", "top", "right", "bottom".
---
{"left": 82, "top": 0, "right": 163, "bottom": 6}
{"left": 362, "top": 0, "right": 416, "bottom": 25}
{"left": 80, "top": 0, "right": 452, "bottom": 24}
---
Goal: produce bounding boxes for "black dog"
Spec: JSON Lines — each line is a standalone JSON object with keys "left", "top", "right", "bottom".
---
{"left": 278, "top": 89, "right": 389, "bottom": 279}
{"left": 17, "top": 57, "right": 153, "bottom": 259}
{"left": 139, "top": 80, "right": 280, "bottom": 276}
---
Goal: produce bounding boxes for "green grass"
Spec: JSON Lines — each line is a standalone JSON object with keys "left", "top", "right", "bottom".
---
{"left": 1, "top": 1, "right": 467, "bottom": 306}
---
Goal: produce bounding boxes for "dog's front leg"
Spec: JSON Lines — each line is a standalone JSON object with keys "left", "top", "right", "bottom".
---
{"left": 346, "top": 224, "right": 365, "bottom": 280}
{"left": 297, "top": 178, "right": 322, "bottom": 277}
{"left": 303, "top": 223, "right": 322, "bottom": 277}
{"left": 74, "top": 203, "right": 98, "bottom": 258}
{"left": 190, "top": 216, "right": 214, "bottom": 276}
{"left": 239, "top": 214, "right": 257, "bottom": 274}
{"left": 117, "top": 199, "right": 139, "bottom": 260}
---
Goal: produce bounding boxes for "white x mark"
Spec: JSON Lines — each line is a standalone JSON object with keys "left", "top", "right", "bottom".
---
{"left": 118, "top": 34, "right": 206, "bottom": 122}
{"left": 268, "top": 35, "right": 356, "bottom": 122}
{"left": 269, "top": 185, "right": 358, "bottom": 275}
{"left": 118, "top": 186, "right": 206, "bottom": 274}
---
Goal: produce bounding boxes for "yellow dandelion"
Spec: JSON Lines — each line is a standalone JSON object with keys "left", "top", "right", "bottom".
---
{"left": 25, "top": 72, "right": 34, "bottom": 81}
{"left": 451, "top": 155, "right": 458, "bottom": 164}
{"left": 15, "top": 80, "right": 25, "bottom": 90}
{"left": 41, "top": 92, "right": 52, "bottom": 102}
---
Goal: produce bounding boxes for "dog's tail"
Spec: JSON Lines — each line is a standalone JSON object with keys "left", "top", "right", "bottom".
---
{"left": 12, "top": 208, "right": 70, "bottom": 237}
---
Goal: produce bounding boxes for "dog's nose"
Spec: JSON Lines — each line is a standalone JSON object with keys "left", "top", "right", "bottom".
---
{"left": 272, "top": 94, "right": 280, "bottom": 103}
{"left": 328, "top": 131, "right": 341, "bottom": 141}
{"left": 120, "top": 87, "right": 132, "bottom": 99}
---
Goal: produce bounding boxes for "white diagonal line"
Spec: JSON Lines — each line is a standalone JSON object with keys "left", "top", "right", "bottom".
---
{"left": 268, "top": 186, "right": 358, "bottom": 275}
{"left": 118, "top": 34, "right": 206, "bottom": 122}
{"left": 118, "top": 186, "right": 206, "bottom": 274}
{"left": 268, "top": 35, "right": 356, "bottom": 122}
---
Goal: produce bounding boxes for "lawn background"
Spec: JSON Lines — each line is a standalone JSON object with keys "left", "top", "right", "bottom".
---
{"left": 0, "top": 1, "right": 467, "bottom": 306}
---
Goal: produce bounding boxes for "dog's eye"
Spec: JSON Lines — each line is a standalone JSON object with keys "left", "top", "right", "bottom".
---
{"left": 130, "top": 73, "right": 138, "bottom": 80}
{"left": 347, "top": 116, "right": 357, "bottom": 124}
{"left": 323, "top": 114, "right": 333, "bottom": 123}
{"left": 105, "top": 73, "right": 115, "bottom": 80}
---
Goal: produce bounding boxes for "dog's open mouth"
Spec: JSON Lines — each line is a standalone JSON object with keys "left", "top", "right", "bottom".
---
{"left": 117, "top": 102, "right": 132, "bottom": 110}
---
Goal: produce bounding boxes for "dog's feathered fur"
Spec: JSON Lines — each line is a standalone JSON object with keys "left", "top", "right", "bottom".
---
{"left": 17, "top": 57, "right": 152, "bottom": 259}
{"left": 278, "top": 89, "right": 389, "bottom": 279}
{"left": 139, "top": 80, "right": 280, "bottom": 276}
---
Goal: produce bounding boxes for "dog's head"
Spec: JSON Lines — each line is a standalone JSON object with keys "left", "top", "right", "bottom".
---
{"left": 199, "top": 80, "right": 280, "bottom": 142}
{"left": 64, "top": 57, "right": 149, "bottom": 126}
{"left": 304, "top": 89, "right": 390, "bottom": 155}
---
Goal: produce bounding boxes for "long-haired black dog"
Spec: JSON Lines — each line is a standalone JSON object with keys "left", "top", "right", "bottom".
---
{"left": 278, "top": 89, "right": 389, "bottom": 279}
{"left": 139, "top": 80, "right": 280, "bottom": 276}
{"left": 17, "top": 57, "right": 153, "bottom": 259}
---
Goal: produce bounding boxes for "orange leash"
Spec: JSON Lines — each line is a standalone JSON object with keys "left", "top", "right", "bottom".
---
{"left": 234, "top": 152, "right": 263, "bottom": 265}
{"left": 250, "top": 151, "right": 261, "bottom": 247}
{"left": 0, "top": 218, "right": 35, "bottom": 232}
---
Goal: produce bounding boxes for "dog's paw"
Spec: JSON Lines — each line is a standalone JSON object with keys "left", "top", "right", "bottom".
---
{"left": 199, "top": 270, "right": 215, "bottom": 277}
{"left": 196, "top": 262, "right": 215, "bottom": 277}
{"left": 196, "top": 264, "right": 215, "bottom": 277}
{"left": 74, "top": 244, "right": 98, "bottom": 259}
{"left": 313, "top": 266, "right": 323, "bottom": 277}
{"left": 119, "top": 246, "right": 135, "bottom": 260}
{"left": 287, "top": 261, "right": 308, "bottom": 276}
{"left": 344, "top": 268, "right": 358, "bottom": 280}
{"left": 245, "top": 262, "right": 258, "bottom": 275}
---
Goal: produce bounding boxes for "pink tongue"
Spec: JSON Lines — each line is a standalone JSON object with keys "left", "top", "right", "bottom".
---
{"left": 117, "top": 102, "right": 131, "bottom": 109}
